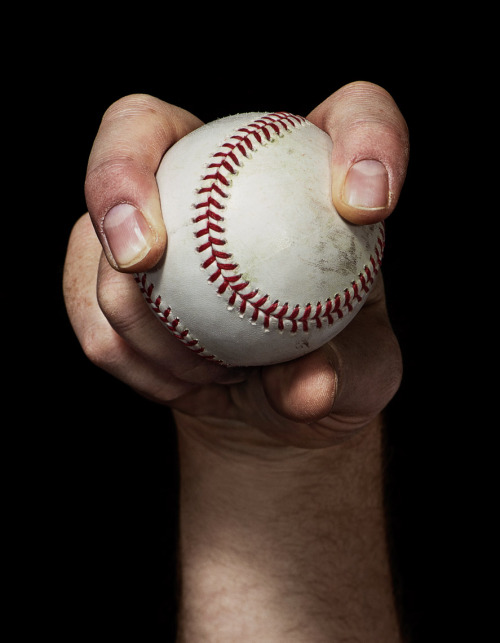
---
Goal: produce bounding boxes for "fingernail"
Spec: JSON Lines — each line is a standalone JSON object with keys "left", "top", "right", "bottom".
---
{"left": 343, "top": 160, "right": 389, "bottom": 209}
{"left": 103, "top": 204, "right": 153, "bottom": 268}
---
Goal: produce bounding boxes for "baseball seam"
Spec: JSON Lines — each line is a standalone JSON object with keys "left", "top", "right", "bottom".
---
{"left": 136, "top": 112, "right": 385, "bottom": 363}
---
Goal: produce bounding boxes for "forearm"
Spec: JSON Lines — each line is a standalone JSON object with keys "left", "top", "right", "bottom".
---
{"left": 174, "top": 413, "right": 401, "bottom": 642}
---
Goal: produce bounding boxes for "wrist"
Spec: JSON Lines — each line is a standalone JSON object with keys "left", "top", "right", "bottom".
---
{"left": 175, "top": 411, "right": 385, "bottom": 532}
{"left": 174, "top": 408, "right": 381, "bottom": 472}
{"left": 175, "top": 412, "right": 400, "bottom": 641}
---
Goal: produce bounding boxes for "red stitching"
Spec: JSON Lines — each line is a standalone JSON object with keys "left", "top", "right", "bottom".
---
{"left": 134, "top": 273, "right": 221, "bottom": 362}
{"left": 193, "top": 112, "right": 385, "bottom": 334}
{"left": 137, "top": 112, "right": 385, "bottom": 362}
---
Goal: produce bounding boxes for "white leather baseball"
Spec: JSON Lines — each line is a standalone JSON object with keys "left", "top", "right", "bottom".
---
{"left": 136, "top": 112, "right": 385, "bottom": 367}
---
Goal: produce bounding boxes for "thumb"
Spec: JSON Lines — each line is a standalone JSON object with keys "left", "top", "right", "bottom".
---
{"left": 308, "top": 81, "right": 409, "bottom": 224}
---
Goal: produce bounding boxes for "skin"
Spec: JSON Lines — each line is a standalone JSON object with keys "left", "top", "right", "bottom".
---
{"left": 64, "top": 81, "right": 410, "bottom": 640}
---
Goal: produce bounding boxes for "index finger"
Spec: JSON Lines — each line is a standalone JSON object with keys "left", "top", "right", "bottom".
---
{"left": 85, "top": 94, "right": 203, "bottom": 272}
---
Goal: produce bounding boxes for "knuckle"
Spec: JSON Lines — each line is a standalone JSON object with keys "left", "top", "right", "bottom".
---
{"left": 388, "top": 350, "right": 404, "bottom": 399}
{"left": 80, "top": 322, "right": 121, "bottom": 371}
{"left": 85, "top": 154, "right": 137, "bottom": 197}
{"left": 96, "top": 269, "right": 152, "bottom": 338}
{"left": 345, "top": 117, "right": 408, "bottom": 161}
{"left": 97, "top": 270, "right": 131, "bottom": 325}
{"left": 342, "top": 117, "right": 409, "bottom": 197}
{"left": 84, "top": 154, "right": 149, "bottom": 225}
{"left": 101, "top": 93, "right": 162, "bottom": 124}
{"left": 378, "top": 332, "right": 403, "bottom": 406}
{"left": 336, "top": 83, "right": 409, "bottom": 162}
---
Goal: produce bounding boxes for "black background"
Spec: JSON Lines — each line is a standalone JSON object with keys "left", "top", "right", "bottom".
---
{"left": 10, "top": 20, "right": 484, "bottom": 642}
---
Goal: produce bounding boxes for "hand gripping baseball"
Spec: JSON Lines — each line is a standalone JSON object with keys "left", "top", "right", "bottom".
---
{"left": 136, "top": 111, "right": 387, "bottom": 367}
{"left": 66, "top": 82, "right": 409, "bottom": 446}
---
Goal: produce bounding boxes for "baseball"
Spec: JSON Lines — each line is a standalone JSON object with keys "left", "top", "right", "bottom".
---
{"left": 136, "top": 112, "right": 385, "bottom": 367}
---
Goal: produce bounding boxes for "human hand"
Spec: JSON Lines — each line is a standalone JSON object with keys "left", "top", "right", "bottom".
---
{"left": 64, "top": 83, "right": 408, "bottom": 450}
